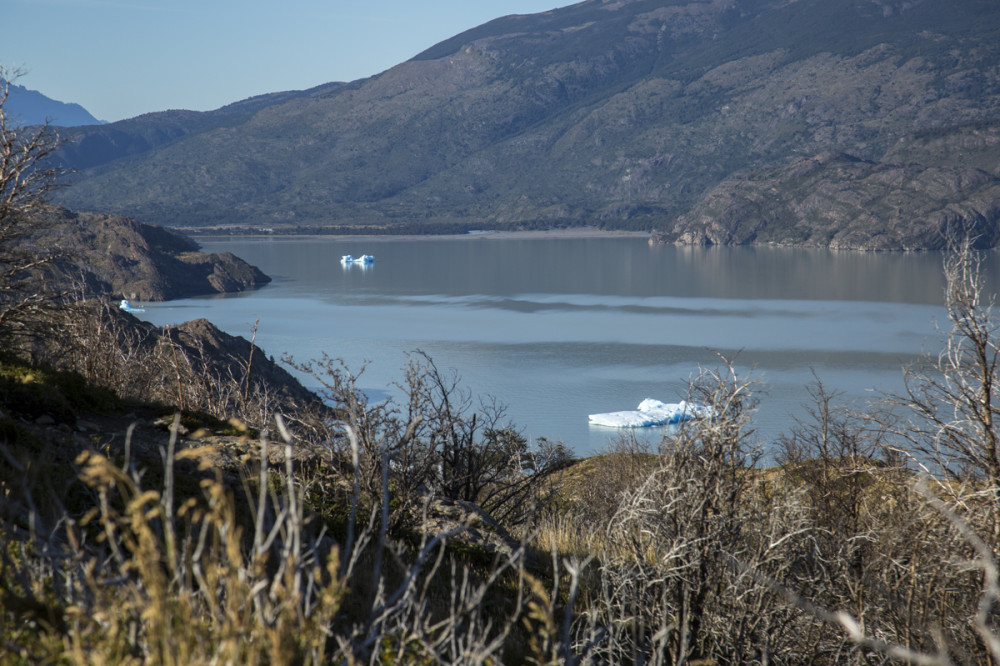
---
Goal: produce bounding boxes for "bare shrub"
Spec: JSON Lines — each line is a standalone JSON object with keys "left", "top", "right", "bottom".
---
{"left": 753, "top": 239, "right": 1000, "bottom": 663}
{"left": 584, "top": 357, "right": 775, "bottom": 664}
{"left": 896, "top": 238, "right": 1000, "bottom": 532}
{"left": 32, "top": 299, "right": 314, "bottom": 433}
{"left": 289, "top": 351, "right": 564, "bottom": 534}
{"left": 40, "top": 297, "right": 165, "bottom": 400}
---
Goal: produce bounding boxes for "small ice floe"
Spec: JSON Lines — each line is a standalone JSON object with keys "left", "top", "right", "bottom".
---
{"left": 119, "top": 299, "right": 146, "bottom": 313}
{"left": 341, "top": 254, "right": 375, "bottom": 265}
{"left": 588, "top": 398, "right": 712, "bottom": 428}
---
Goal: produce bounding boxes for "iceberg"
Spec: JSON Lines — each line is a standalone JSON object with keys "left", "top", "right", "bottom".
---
{"left": 341, "top": 254, "right": 375, "bottom": 265}
{"left": 119, "top": 299, "right": 146, "bottom": 313}
{"left": 588, "top": 398, "right": 712, "bottom": 428}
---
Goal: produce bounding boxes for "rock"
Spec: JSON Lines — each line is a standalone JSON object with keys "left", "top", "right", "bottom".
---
{"left": 423, "top": 498, "right": 521, "bottom": 559}
{"left": 154, "top": 416, "right": 189, "bottom": 435}
{"left": 665, "top": 151, "right": 1000, "bottom": 250}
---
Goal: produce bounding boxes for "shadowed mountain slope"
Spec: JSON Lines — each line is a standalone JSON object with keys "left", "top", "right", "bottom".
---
{"left": 4, "top": 82, "right": 103, "bottom": 127}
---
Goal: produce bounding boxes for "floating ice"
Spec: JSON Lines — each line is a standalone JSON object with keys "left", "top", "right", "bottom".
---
{"left": 588, "top": 398, "right": 711, "bottom": 428}
{"left": 341, "top": 254, "right": 375, "bottom": 264}
{"left": 119, "top": 299, "right": 146, "bottom": 313}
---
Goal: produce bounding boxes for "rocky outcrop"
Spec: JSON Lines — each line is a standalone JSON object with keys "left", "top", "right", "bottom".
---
{"left": 166, "top": 317, "right": 317, "bottom": 408}
{"left": 37, "top": 300, "right": 322, "bottom": 422}
{"left": 656, "top": 150, "right": 1000, "bottom": 250}
{"left": 42, "top": 207, "right": 270, "bottom": 299}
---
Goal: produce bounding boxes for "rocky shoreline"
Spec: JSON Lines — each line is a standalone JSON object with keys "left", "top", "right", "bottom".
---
{"left": 43, "top": 206, "right": 271, "bottom": 301}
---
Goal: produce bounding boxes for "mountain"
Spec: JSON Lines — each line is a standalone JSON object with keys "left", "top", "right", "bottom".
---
{"left": 53, "top": 0, "right": 1000, "bottom": 248}
{"left": 5, "top": 82, "right": 104, "bottom": 127}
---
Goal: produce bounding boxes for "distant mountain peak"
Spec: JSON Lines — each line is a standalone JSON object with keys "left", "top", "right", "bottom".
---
{"left": 3, "top": 81, "right": 104, "bottom": 127}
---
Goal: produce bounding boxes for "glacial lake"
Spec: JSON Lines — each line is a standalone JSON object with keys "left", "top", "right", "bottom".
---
{"left": 133, "top": 234, "right": 999, "bottom": 459}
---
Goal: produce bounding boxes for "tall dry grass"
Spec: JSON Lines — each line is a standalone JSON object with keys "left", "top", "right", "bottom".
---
{"left": 1, "top": 417, "right": 541, "bottom": 665}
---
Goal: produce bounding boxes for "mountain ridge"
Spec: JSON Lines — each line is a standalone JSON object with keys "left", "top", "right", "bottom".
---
{"left": 53, "top": 0, "right": 1000, "bottom": 249}
{"left": 4, "top": 82, "right": 104, "bottom": 127}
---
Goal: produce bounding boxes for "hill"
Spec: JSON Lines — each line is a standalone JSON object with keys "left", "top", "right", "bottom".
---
{"left": 54, "top": 0, "right": 1000, "bottom": 248}
{"left": 41, "top": 207, "right": 271, "bottom": 301}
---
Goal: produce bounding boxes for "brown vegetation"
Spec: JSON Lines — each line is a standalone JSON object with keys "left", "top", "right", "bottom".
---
{"left": 4, "top": 72, "right": 1000, "bottom": 664}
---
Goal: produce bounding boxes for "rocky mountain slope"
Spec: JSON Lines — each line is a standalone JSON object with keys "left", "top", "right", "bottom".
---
{"left": 657, "top": 146, "right": 1000, "bottom": 250}
{"left": 53, "top": 0, "right": 1000, "bottom": 248}
{"left": 42, "top": 207, "right": 270, "bottom": 301}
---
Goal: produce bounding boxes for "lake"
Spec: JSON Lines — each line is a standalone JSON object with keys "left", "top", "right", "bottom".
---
{"left": 133, "top": 234, "right": 991, "bottom": 458}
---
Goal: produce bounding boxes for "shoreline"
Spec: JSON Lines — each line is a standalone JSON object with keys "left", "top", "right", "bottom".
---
{"left": 186, "top": 227, "right": 652, "bottom": 243}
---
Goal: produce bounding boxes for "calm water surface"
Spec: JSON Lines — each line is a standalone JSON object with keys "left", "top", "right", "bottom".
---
{"left": 134, "top": 235, "right": 999, "bottom": 458}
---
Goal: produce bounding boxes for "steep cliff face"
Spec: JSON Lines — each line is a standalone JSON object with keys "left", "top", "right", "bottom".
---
{"left": 42, "top": 207, "right": 270, "bottom": 300}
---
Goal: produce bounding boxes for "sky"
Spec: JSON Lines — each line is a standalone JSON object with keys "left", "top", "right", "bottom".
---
{"left": 2, "top": 0, "right": 567, "bottom": 123}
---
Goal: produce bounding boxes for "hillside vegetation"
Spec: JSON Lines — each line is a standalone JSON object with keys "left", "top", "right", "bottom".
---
{"left": 53, "top": 0, "right": 1000, "bottom": 248}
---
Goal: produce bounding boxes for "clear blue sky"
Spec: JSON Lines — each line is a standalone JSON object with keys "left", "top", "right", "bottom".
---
{"left": 2, "top": 0, "right": 566, "bottom": 123}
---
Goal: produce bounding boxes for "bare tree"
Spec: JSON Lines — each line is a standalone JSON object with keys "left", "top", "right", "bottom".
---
{"left": 406, "top": 351, "right": 561, "bottom": 526}
{"left": 752, "top": 241, "right": 1000, "bottom": 664}
{"left": 896, "top": 238, "right": 1000, "bottom": 536}
{"left": 0, "top": 69, "right": 66, "bottom": 340}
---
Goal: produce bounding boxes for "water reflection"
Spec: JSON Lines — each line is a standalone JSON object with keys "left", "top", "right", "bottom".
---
{"left": 212, "top": 236, "right": 966, "bottom": 304}
{"left": 341, "top": 261, "right": 374, "bottom": 272}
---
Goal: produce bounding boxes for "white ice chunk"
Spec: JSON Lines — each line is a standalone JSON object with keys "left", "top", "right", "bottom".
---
{"left": 341, "top": 254, "right": 374, "bottom": 264}
{"left": 588, "top": 399, "right": 711, "bottom": 428}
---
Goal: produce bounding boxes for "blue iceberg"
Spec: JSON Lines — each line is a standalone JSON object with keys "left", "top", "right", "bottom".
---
{"left": 588, "top": 398, "right": 712, "bottom": 428}
{"left": 341, "top": 254, "right": 375, "bottom": 265}
{"left": 119, "top": 299, "right": 146, "bottom": 313}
